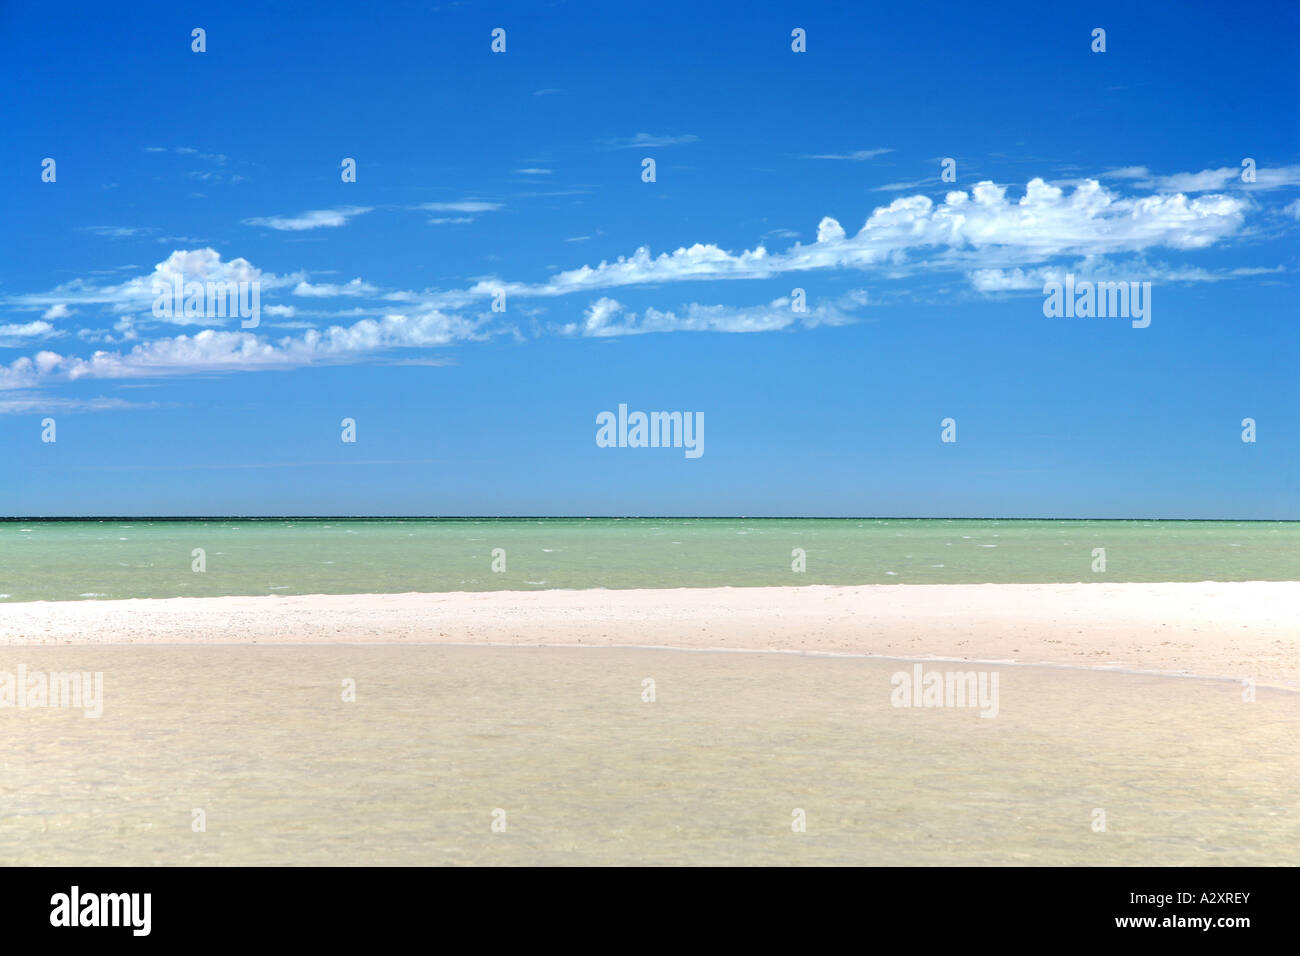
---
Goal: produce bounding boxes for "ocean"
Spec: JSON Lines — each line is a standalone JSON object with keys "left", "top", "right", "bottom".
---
{"left": 1, "top": 517, "right": 1297, "bottom": 601}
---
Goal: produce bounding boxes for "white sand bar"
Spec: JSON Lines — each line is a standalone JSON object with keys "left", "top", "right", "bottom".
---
{"left": 1, "top": 582, "right": 1296, "bottom": 688}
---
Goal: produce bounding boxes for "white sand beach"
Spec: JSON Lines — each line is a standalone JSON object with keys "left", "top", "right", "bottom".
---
{"left": 1, "top": 581, "right": 1297, "bottom": 687}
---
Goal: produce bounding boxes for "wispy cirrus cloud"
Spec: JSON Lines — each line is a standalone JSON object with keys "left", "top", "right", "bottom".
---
{"left": 145, "top": 146, "right": 228, "bottom": 164}
{"left": 293, "top": 279, "right": 379, "bottom": 298}
{"left": 0, "top": 321, "right": 60, "bottom": 348}
{"left": 418, "top": 201, "right": 503, "bottom": 213}
{"left": 560, "top": 293, "right": 861, "bottom": 337}
{"left": 81, "top": 225, "right": 155, "bottom": 238}
{"left": 801, "top": 148, "right": 893, "bottom": 161}
{"left": 872, "top": 178, "right": 939, "bottom": 192}
{"left": 0, "top": 393, "right": 161, "bottom": 415}
{"left": 969, "top": 261, "right": 1286, "bottom": 293}
{"left": 417, "top": 201, "right": 503, "bottom": 225}
{"left": 243, "top": 206, "right": 373, "bottom": 231}
{"left": 601, "top": 133, "right": 699, "bottom": 150}
{"left": 1103, "top": 164, "right": 1300, "bottom": 193}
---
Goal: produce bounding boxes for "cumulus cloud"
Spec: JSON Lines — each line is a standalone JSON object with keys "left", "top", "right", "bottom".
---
{"left": 0, "top": 173, "right": 1274, "bottom": 399}
{"left": 3, "top": 248, "right": 301, "bottom": 326}
{"left": 482, "top": 179, "right": 1246, "bottom": 302}
{"left": 0, "top": 311, "right": 487, "bottom": 390}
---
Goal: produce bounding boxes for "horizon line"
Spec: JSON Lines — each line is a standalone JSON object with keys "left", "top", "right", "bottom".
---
{"left": 0, "top": 516, "right": 1295, "bottom": 523}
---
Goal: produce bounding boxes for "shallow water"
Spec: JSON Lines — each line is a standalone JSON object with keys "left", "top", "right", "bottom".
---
{"left": 1, "top": 645, "right": 1295, "bottom": 865}
{"left": 2, "top": 517, "right": 1297, "bottom": 601}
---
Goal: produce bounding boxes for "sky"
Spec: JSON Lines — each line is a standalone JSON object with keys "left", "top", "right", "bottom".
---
{"left": 0, "top": 0, "right": 1296, "bottom": 518}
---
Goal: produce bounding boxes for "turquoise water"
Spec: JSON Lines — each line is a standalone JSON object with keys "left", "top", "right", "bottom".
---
{"left": 1, "top": 518, "right": 1296, "bottom": 602}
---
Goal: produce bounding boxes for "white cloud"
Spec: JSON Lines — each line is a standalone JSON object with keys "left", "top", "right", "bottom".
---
{"left": 485, "top": 179, "right": 1247, "bottom": 303}
{"left": 243, "top": 206, "right": 373, "bottom": 231}
{"left": 801, "top": 148, "right": 893, "bottom": 161}
{"left": 602, "top": 133, "right": 699, "bottom": 150}
{"left": 0, "top": 394, "right": 159, "bottom": 415}
{"left": 968, "top": 267, "right": 1053, "bottom": 292}
{"left": 0, "top": 311, "right": 487, "bottom": 390}
{"left": 0, "top": 171, "right": 1274, "bottom": 397}
{"left": 3, "top": 248, "right": 301, "bottom": 326}
{"left": 82, "top": 226, "right": 153, "bottom": 238}
{"left": 419, "top": 201, "right": 502, "bottom": 213}
{"left": 872, "top": 178, "right": 938, "bottom": 192}
{"left": 293, "top": 278, "right": 378, "bottom": 298}
{"left": 969, "top": 260, "right": 1286, "bottom": 293}
{"left": 816, "top": 217, "right": 846, "bottom": 242}
{"left": 560, "top": 295, "right": 856, "bottom": 337}
{"left": 0, "top": 321, "right": 58, "bottom": 347}
{"left": 1104, "top": 164, "right": 1300, "bottom": 193}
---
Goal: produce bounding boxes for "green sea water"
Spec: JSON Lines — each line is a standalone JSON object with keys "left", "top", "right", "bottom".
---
{"left": 1, "top": 518, "right": 1296, "bottom": 602}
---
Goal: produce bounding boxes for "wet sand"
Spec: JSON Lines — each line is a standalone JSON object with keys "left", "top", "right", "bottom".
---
{"left": 1, "top": 644, "right": 1296, "bottom": 866}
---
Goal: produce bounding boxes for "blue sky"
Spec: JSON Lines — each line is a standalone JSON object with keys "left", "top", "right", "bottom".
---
{"left": 1, "top": 0, "right": 1296, "bottom": 517}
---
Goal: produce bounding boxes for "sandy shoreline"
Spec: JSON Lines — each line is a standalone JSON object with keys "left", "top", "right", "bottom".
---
{"left": 1, "top": 581, "right": 1296, "bottom": 688}
{"left": 6, "top": 644, "right": 1297, "bottom": 866}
